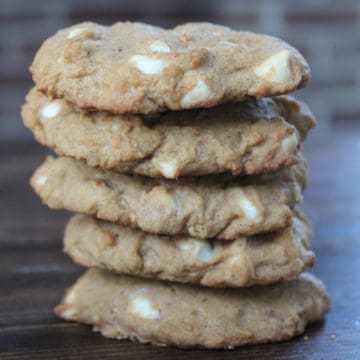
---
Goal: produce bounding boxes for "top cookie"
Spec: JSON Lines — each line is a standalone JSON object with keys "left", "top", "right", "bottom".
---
{"left": 31, "top": 22, "right": 310, "bottom": 114}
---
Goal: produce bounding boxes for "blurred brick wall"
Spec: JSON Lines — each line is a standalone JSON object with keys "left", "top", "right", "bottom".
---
{"left": 1, "top": 0, "right": 358, "bottom": 141}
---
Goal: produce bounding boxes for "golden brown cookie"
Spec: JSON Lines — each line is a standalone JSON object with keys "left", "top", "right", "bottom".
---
{"left": 31, "top": 155, "right": 306, "bottom": 240}
{"left": 22, "top": 88, "right": 315, "bottom": 178}
{"left": 64, "top": 209, "right": 314, "bottom": 287}
{"left": 55, "top": 270, "right": 329, "bottom": 349}
{"left": 31, "top": 22, "right": 310, "bottom": 114}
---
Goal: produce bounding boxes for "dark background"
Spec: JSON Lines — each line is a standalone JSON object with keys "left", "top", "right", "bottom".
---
{"left": 1, "top": 0, "right": 360, "bottom": 359}
{"left": 2, "top": 0, "right": 360, "bottom": 140}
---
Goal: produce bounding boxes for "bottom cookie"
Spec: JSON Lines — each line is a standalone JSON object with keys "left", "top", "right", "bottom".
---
{"left": 55, "top": 270, "right": 329, "bottom": 349}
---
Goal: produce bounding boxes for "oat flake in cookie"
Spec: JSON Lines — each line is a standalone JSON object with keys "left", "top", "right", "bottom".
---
{"left": 55, "top": 270, "right": 329, "bottom": 349}
{"left": 23, "top": 88, "right": 315, "bottom": 178}
{"left": 31, "top": 22, "right": 310, "bottom": 114}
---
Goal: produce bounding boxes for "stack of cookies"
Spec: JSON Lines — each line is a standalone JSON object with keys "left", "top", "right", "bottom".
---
{"left": 22, "top": 22, "right": 329, "bottom": 349}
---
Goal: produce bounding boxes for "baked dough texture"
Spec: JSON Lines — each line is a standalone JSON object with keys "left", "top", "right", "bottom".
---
{"left": 31, "top": 22, "right": 310, "bottom": 114}
{"left": 63, "top": 209, "right": 314, "bottom": 287}
{"left": 55, "top": 270, "right": 329, "bottom": 349}
{"left": 31, "top": 154, "right": 307, "bottom": 239}
{"left": 22, "top": 88, "right": 315, "bottom": 178}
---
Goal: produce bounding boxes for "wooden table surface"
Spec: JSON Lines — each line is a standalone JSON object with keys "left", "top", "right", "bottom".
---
{"left": 1, "top": 131, "right": 360, "bottom": 359}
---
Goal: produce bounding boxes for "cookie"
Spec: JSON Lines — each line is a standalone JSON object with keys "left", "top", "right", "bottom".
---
{"left": 55, "top": 270, "right": 329, "bottom": 349}
{"left": 22, "top": 88, "right": 315, "bottom": 178}
{"left": 64, "top": 209, "right": 314, "bottom": 287}
{"left": 31, "top": 155, "right": 306, "bottom": 240}
{"left": 31, "top": 22, "right": 310, "bottom": 115}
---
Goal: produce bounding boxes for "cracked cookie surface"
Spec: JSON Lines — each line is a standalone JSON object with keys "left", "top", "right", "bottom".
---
{"left": 31, "top": 154, "right": 306, "bottom": 239}
{"left": 64, "top": 209, "right": 314, "bottom": 287}
{"left": 23, "top": 88, "right": 315, "bottom": 178}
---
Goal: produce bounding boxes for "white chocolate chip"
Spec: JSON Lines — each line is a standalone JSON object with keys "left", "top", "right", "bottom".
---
{"left": 130, "top": 55, "right": 167, "bottom": 75}
{"left": 239, "top": 197, "right": 260, "bottom": 221}
{"left": 40, "top": 102, "right": 61, "bottom": 119}
{"left": 177, "top": 240, "right": 193, "bottom": 251}
{"left": 155, "top": 160, "right": 180, "bottom": 179}
{"left": 280, "top": 132, "right": 298, "bottom": 153}
{"left": 64, "top": 289, "right": 76, "bottom": 304}
{"left": 102, "top": 145, "right": 110, "bottom": 152}
{"left": 181, "top": 79, "right": 211, "bottom": 108}
{"left": 232, "top": 190, "right": 261, "bottom": 222}
{"left": 61, "top": 308, "right": 77, "bottom": 319}
{"left": 197, "top": 243, "right": 214, "bottom": 262}
{"left": 111, "top": 123, "right": 120, "bottom": 131}
{"left": 67, "top": 28, "right": 86, "bottom": 39}
{"left": 177, "top": 239, "right": 213, "bottom": 262}
{"left": 129, "top": 296, "right": 160, "bottom": 320}
{"left": 150, "top": 40, "right": 171, "bottom": 53}
{"left": 92, "top": 314, "right": 99, "bottom": 322}
{"left": 35, "top": 175, "right": 47, "bottom": 186}
{"left": 254, "top": 50, "right": 292, "bottom": 83}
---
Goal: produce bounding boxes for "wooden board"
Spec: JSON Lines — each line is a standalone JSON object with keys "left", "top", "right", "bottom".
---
{"left": 1, "top": 134, "right": 360, "bottom": 359}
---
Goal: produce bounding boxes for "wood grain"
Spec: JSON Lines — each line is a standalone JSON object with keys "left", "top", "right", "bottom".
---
{"left": 1, "top": 132, "right": 360, "bottom": 359}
